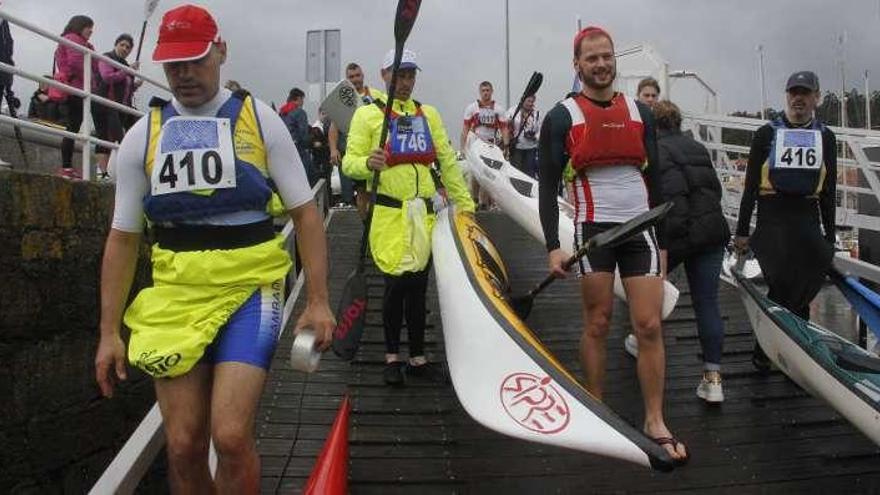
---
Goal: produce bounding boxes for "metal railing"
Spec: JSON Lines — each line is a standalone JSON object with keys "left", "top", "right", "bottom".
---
{"left": 0, "top": 9, "right": 171, "bottom": 180}
{"left": 690, "top": 111, "right": 880, "bottom": 350}
{"left": 89, "top": 179, "right": 331, "bottom": 494}
{"left": 683, "top": 112, "right": 880, "bottom": 234}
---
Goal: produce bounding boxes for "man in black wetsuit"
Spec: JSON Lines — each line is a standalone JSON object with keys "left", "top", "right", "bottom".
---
{"left": 735, "top": 70, "right": 837, "bottom": 370}
{"left": 538, "top": 26, "right": 687, "bottom": 464}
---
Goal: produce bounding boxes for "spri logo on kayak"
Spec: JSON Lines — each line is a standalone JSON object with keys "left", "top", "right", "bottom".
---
{"left": 500, "top": 372, "right": 570, "bottom": 434}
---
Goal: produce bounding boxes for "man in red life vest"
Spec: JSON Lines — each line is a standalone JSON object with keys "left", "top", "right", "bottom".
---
{"left": 460, "top": 81, "right": 509, "bottom": 149}
{"left": 460, "top": 81, "right": 508, "bottom": 209}
{"left": 537, "top": 26, "right": 688, "bottom": 464}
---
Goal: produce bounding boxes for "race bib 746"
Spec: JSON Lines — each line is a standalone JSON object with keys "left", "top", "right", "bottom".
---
{"left": 390, "top": 116, "right": 434, "bottom": 155}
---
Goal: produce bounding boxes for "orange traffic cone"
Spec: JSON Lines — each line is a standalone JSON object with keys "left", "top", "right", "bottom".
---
{"left": 303, "top": 395, "right": 351, "bottom": 495}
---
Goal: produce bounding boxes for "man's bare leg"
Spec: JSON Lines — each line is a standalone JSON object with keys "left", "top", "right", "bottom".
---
{"left": 211, "top": 362, "right": 268, "bottom": 494}
{"left": 578, "top": 272, "right": 615, "bottom": 400}
{"left": 470, "top": 176, "right": 483, "bottom": 209}
{"left": 154, "top": 364, "right": 214, "bottom": 494}
{"left": 623, "top": 275, "right": 687, "bottom": 461}
{"left": 479, "top": 187, "right": 493, "bottom": 209}
{"left": 355, "top": 186, "right": 369, "bottom": 220}
{"left": 96, "top": 152, "right": 110, "bottom": 175}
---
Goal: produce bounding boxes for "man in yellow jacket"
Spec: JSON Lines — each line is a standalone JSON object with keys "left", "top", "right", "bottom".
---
{"left": 343, "top": 48, "right": 474, "bottom": 385}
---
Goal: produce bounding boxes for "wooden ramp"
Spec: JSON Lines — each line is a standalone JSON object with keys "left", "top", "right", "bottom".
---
{"left": 256, "top": 210, "right": 880, "bottom": 494}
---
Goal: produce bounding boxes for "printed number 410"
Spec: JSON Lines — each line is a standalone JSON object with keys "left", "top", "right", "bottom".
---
{"left": 159, "top": 151, "right": 223, "bottom": 188}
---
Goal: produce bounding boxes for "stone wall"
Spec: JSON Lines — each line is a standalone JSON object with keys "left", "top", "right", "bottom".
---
{"left": 0, "top": 123, "right": 84, "bottom": 176}
{"left": 0, "top": 169, "right": 155, "bottom": 493}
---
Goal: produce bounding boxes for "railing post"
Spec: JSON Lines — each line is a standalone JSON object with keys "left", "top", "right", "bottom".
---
{"left": 81, "top": 51, "right": 92, "bottom": 181}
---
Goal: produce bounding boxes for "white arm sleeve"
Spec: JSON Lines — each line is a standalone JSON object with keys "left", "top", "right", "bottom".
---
{"left": 110, "top": 116, "right": 149, "bottom": 233}
{"left": 253, "top": 98, "right": 313, "bottom": 210}
{"left": 462, "top": 102, "right": 475, "bottom": 123}
{"left": 496, "top": 103, "right": 508, "bottom": 123}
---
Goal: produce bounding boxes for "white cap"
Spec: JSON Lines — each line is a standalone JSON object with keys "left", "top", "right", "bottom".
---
{"left": 382, "top": 48, "right": 420, "bottom": 70}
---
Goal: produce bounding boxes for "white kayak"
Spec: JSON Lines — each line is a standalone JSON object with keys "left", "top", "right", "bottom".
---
{"left": 734, "top": 266, "right": 880, "bottom": 446}
{"left": 432, "top": 208, "right": 676, "bottom": 470}
{"left": 465, "top": 133, "right": 679, "bottom": 318}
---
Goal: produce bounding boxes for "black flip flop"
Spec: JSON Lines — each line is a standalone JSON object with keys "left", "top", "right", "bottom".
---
{"left": 653, "top": 436, "right": 690, "bottom": 466}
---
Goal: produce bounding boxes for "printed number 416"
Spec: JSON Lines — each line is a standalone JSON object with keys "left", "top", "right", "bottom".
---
{"left": 780, "top": 147, "right": 817, "bottom": 167}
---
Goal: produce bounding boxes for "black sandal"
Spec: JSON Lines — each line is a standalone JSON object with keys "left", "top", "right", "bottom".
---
{"left": 653, "top": 436, "right": 690, "bottom": 466}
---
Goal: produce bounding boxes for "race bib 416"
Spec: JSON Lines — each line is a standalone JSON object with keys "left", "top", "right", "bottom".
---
{"left": 774, "top": 129, "right": 822, "bottom": 170}
{"left": 152, "top": 117, "right": 237, "bottom": 196}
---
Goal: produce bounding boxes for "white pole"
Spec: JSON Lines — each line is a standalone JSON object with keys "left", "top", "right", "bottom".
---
{"left": 504, "top": 0, "right": 510, "bottom": 109}
{"left": 838, "top": 33, "right": 848, "bottom": 213}
{"left": 757, "top": 44, "right": 767, "bottom": 120}
{"left": 319, "top": 31, "right": 326, "bottom": 107}
{"left": 661, "top": 62, "right": 669, "bottom": 102}
{"left": 840, "top": 32, "right": 847, "bottom": 128}
{"left": 81, "top": 51, "right": 92, "bottom": 181}
{"left": 866, "top": 70, "right": 871, "bottom": 130}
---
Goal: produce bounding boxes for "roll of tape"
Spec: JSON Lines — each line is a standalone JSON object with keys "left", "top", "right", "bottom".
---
{"left": 290, "top": 329, "right": 321, "bottom": 373}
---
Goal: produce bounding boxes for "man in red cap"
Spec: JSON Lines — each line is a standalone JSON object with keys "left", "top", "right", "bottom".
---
{"left": 94, "top": 4, "right": 335, "bottom": 492}
{"left": 538, "top": 26, "right": 688, "bottom": 464}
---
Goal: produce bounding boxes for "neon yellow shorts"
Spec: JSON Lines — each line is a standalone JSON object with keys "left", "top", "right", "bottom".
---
{"left": 126, "top": 235, "right": 291, "bottom": 378}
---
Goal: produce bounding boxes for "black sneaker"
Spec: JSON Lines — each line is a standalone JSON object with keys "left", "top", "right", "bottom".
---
{"left": 383, "top": 361, "right": 406, "bottom": 386}
{"left": 406, "top": 361, "right": 450, "bottom": 384}
{"left": 752, "top": 343, "right": 772, "bottom": 374}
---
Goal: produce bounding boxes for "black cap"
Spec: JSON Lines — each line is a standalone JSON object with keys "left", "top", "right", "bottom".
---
{"left": 785, "top": 71, "right": 819, "bottom": 92}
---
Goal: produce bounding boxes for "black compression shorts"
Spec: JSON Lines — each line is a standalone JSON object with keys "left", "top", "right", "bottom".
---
{"left": 574, "top": 222, "right": 660, "bottom": 277}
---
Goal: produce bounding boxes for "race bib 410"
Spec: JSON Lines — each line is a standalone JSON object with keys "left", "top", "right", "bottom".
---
{"left": 774, "top": 129, "right": 822, "bottom": 170}
{"left": 152, "top": 117, "right": 237, "bottom": 196}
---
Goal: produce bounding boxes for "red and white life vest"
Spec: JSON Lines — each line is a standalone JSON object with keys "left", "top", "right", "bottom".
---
{"left": 381, "top": 102, "right": 437, "bottom": 166}
{"left": 562, "top": 93, "right": 646, "bottom": 171}
{"left": 464, "top": 100, "right": 506, "bottom": 143}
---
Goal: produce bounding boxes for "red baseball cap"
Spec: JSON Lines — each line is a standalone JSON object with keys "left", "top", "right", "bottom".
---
{"left": 152, "top": 4, "right": 221, "bottom": 63}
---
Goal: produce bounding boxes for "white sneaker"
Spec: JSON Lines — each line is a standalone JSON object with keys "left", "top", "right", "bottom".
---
{"left": 624, "top": 333, "right": 638, "bottom": 358}
{"left": 696, "top": 371, "right": 724, "bottom": 403}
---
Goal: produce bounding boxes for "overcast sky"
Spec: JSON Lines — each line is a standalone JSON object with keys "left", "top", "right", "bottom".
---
{"left": 5, "top": 0, "right": 879, "bottom": 137}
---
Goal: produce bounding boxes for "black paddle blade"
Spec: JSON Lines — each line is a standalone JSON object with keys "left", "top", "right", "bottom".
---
{"left": 332, "top": 268, "right": 368, "bottom": 360}
{"left": 394, "top": 0, "right": 422, "bottom": 44}
{"left": 509, "top": 72, "right": 544, "bottom": 143}
{"left": 378, "top": 0, "right": 423, "bottom": 149}
{"left": 510, "top": 202, "right": 673, "bottom": 321}
{"left": 588, "top": 202, "right": 673, "bottom": 251}
{"left": 509, "top": 292, "right": 535, "bottom": 320}
{"left": 523, "top": 71, "right": 543, "bottom": 100}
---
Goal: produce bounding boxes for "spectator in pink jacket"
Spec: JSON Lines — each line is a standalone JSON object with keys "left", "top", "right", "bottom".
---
{"left": 50, "top": 15, "right": 97, "bottom": 180}
{"left": 95, "top": 33, "right": 141, "bottom": 177}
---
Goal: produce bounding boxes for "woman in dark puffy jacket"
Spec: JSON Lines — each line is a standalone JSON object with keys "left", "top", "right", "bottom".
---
{"left": 654, "top": 100, "right": 730, "bottom": 403}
